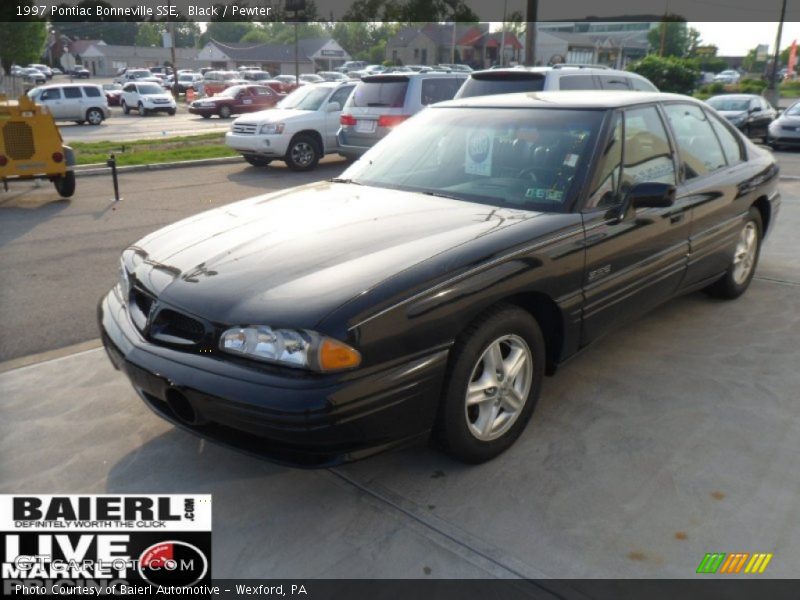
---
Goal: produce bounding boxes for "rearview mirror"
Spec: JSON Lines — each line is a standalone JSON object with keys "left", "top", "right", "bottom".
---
{"left": 627, "top": 182, "right": 676, "bottom": 209}
{"left": 326, "top": 101, "right": 341, "bottom": 112}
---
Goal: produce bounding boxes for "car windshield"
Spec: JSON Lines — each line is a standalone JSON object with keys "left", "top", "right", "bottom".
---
{"left": 351, "top": 78, "right": 409, "bottom": 107}
{"left": 457, "top": 73, "right": 545, "bottom": 99}
{"left": 138, "top": 84, "right": 163, "bottom": 95}
{"left": 340, "top": 107, "right": 604, "bottom": 213}
{"left": 707, "top": 97, "right": 750, "bottom": 111}
{"left": 784, "top": 102, "right": 800, "bottom": 116}
{"left": 221, "top": 86, "right": 245, "bottom": 97}
{"left": 131, "top": 71, "right": 151, "bottom": 78}
{"left": 179, "top": 74, "right": 194, "bottom": 81}
{"left": 278, "top": 86, "right": 330, "bottom": 110}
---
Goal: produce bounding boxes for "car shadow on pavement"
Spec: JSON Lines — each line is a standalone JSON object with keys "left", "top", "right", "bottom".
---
{"left": 0, "top": 189, "right": 71, "bottom": 248}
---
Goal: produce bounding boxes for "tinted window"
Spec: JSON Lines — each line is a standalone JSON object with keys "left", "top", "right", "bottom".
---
{"left": 663, "top": 103, "right": 726, "bottom": 179}
{"left": 351, "top": 78, "right": 409, "bottom": 108}
{"left": 600, "top": 75, "right": 631, "bottom": 90}
{"left": 83, "top": 86, "right": 101, "bottom": 97}
{"left": 622, "top": 106, "right": 676, "bottom": 189}
{"left": 706, "top": 110, "right": 743, "bottom": 165}
{"left": 455, "top": 73, "right": 545, "bottom": 99}
{"left": 63, "top": 87, "right": 82, "bottom": 99}
{"left": 587, "top": 112, "right": 623, "bottom": 208}
{"left": 559, "top": 75, "right": 596, "bottom": 90}
{"left": 137, "top": 84, "right": 163, "bottom": 95}
{"left": 420, "top": 78, "right": 462, "bottom": 105}
{"left": 328, "top": 85, "right": 354, "bottom": 108}
{"left": 40, "top": 88, "right": 61, "bottom": 100}
{"left": 341, "top": 107, "right": 604, "bottom": 214}
{"left": 123, "top": 84, "right": 135, "bottom": 92}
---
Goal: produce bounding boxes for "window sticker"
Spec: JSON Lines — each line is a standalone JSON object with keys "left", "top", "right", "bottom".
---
{"left": 525, "top": 188, "right": 564, "bottom": 202}
{"left": 465, "top": 129, "right": 494, "bottom": 176}
{"left": 563, "top": 153, "right": 579, "bottom": 167}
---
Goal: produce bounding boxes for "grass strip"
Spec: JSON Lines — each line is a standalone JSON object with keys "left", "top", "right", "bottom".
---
{"left": 71, "top": 133, "right": 239, "bottom": 166}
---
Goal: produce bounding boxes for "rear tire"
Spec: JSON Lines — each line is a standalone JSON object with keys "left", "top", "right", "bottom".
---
{"left": 435, "top": 304, "right": 545, "bottom": 464}
{"left": 121, "top": 101, "right": 129, "bottom": 115}
{"left": 244, "top": 155, "right": 272, "bottom": 167}
{"left": 704, "top": 207, "right": 762, "bottom": 299}
{"left": 53, "top": 172, "right": 76, "bottom": 198}
{"left": 86, "top": 108, "right": 103, "bottom": 125}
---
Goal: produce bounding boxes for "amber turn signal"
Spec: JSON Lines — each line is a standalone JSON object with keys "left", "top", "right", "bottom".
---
{"left": 319, "top": 338, "right": 361, "bottom": 371}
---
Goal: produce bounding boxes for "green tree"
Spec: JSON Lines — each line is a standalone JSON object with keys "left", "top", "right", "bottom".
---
{"left": 648, "top": 17, "right": 689, "bottom": 58}
{"left": 627, "top": 54, "right": 699, "bottom": 94}
{"left": 135, "top": 23, "right": 162, "bottom": 47}
{"left": 199, "top": 21, "right": 254, "bottom": 46}
{"left": 240, "top": 28, "right": 271, "bottom": 44}
{"left": 344, "top": 0, "right": 477, "bottom": 21}
{"left": 50, "top": 1, "right": 139, "bottom": 45}
{"left": 0, "top": 8, "right": 47, "bottom": 73}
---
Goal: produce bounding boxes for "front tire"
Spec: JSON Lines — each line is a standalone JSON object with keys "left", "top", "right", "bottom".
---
{"left": 121, "top": 101, "right": 130, "bottom": 115}
{"left": 53, "top": 171, "right": 76, "bottom": 198}
{"left": 138, "top": 102, "right": 147, "bottom": 116}
{"left": 705, "top": 207, "right": 762, "bottom": 299}
{"left": 435, "top": 305, "right": 545, "bottom": 464}
{"left": 219, "top": 105, "right": 232, "bottom": 119}
{"left": 244, "top": 155, "right": 272, "bottom": 167}
{"left": 285, "top": 134, "right": 320, "bottom": 171}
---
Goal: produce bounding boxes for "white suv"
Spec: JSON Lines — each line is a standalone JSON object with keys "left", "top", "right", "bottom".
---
{"left": 121, "top": 82, "right": 177, "bottom": 116}
{"left": 28, "top": 83, "right": 110, "bottom": 125}
{"left": 225, "top": 81, "right": 355, "bottom": 171}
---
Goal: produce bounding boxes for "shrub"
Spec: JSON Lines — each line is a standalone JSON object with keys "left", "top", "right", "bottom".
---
{"left": 627, "top": 55, "right": 700, "bottom": 95}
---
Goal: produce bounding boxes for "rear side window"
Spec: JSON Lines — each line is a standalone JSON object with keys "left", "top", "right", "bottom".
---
{"left": 706, "top": 110, "right": 744, "bottom": 165}
{"left": 63, "top": 87, "right": 82, "bottom": 99}
{"left": 420, "top": 78, "right": 462, "bottom": 105}
{"left": 630, "top": 77, "right": 658, "bottom": 92}
{"left": 558, "top": 75, "right": 597, "bottom": 90}
{"left": 40, "top": 88, "right": 61, "bottom": 100}
{"left": 83, "top": 86, "right": 101, "bottom": 97}
{"left": 351, "top": 78, "right": 408, "bottom": 108}
{"left": 455, "top": 73, "right": 545, "bottom": 99}
{"left": 599, "top": 75, "right": 631, "bottom": 90}
{"left": 662, "top": 103, "right": 727, "bottom": 179}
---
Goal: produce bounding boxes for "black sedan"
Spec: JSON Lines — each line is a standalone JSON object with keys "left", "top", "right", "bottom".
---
{"left": 99, "top": 91, "right": 780, "bottom": 467}
{"left": 706, "top": 94, "right": 776, "bottom": 141}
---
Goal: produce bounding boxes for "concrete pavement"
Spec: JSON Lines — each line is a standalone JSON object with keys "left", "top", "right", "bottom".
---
{"left": 1, "top": 183, "right": 798, "bottom": 578}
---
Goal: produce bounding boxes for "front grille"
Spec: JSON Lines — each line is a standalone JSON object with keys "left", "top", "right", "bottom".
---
{"left": 3, "top": 122, "right": 35, "bottom": 159}
{"left": 232, "top": 123, "right": 257, "bottom": 135}
{"left": 152, "top": 98, "right": 170, "bottom": 104}
{"left": 150, "top": 309, "right": 206, "bottom": 345}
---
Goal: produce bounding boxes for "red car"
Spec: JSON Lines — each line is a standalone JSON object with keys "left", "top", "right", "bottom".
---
{"left": 103, "top": 83, "right": 123, "bottom": 106}
{"left": 188, "top": 85, "right": 282, "bottom": 119}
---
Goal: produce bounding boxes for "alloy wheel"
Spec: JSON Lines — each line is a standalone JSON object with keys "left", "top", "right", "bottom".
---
{"left": 290, "top": 142, "right": 314, "bottom": 167}
{"left": 732, "top": 222, "right": 757, "bottom": 285}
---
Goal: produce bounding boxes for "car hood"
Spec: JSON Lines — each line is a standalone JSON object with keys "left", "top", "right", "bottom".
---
{"left": 130, "top": 182, "right": 541, "bottom": 330}
{"left": 239, "top": 108, "right": 315, "bottom": 124}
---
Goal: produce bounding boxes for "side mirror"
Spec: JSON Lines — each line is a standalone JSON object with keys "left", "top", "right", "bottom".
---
{"left": 326, "top": 101, "right": 341, "bottom": 112}
{"left": 749, "top": 106, "right": 759, "bottom": 113}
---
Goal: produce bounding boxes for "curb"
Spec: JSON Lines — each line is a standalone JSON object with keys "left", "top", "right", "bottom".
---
{"left": 75, "top": 155, "right": 243, "bottom": 177}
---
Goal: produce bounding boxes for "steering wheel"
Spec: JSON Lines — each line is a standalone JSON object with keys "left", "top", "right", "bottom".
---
{"left": 517, "top": 167, "right": 539, "bottom": 183}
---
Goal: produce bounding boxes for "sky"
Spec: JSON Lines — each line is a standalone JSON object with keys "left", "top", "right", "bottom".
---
{"left": 690, "top": 22, "right": 800, "bottom": 56}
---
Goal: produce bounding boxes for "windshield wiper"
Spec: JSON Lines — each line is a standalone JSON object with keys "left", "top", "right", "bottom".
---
{"left": 329, "top": 177, "right": 363, "bottom": 185}
{"left": 420, "top": 190, "right": 463, "bottom": 201}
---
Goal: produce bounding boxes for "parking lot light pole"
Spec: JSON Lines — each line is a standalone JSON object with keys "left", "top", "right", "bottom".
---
{"left": 766, "top": 0, "right": 788, "bottom": 107}
{"left": 524, "top": 0, "right": 538, "bottom": 66}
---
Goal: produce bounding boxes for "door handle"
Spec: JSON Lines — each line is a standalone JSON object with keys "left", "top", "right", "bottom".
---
{"left": 669, "top": 213, "right": 685, "bottom": 224}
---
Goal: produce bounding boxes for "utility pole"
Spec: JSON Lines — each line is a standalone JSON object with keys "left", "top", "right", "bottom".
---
{"left": 168, "top": 0, "right": 177, "bottom": 98}
{"left": 524, "top": 0, "right": 537, "bottom": 66}
{"left": 766, "top": 0, "right": 788, "bottom": 107}
{"left": 499, "top": 0, "right": 507, "bottom": 66}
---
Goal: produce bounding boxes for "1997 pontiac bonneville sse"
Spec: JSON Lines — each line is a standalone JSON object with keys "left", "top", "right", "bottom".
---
{"left": 99, "top": 91, "right": 780, "bottom": 466}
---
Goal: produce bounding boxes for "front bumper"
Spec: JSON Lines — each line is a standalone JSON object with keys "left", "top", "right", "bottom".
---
{"left": 225, "top": 132, "right": 290, "bottom": 157}
{"left": 98, "top": 287, "right": 448, "bottom": 467}
{"left": 144, "top": 102, "right": 176, "bottom": 113}
{"left": 188, "top": 105, "right": 217, "bottom": 116}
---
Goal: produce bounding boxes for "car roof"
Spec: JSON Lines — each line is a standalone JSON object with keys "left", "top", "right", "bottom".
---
{"left": 437, "top": 90, "right": 701, "bottom": 110}
{"left": 361, "top": 71, "right": 467, "bottom": 81}
{"left": 708, "top": 94, "right": 760, "bottom": 100}
{"left": 37, "top": 83, "right": 100, "bottom": 89}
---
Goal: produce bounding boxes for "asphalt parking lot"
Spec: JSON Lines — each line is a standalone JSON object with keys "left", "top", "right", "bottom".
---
{"left": 1, "top": 154, "right": 799, "bottom": 579}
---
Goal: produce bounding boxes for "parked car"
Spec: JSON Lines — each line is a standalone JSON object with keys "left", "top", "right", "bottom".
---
{"left": 70, "top": 67, "right": 91, "bottom": 79}
{"left": 241, "top": 70, "right": 272, "bottom": 83}
{"left": 706, "top": 94, "right": 776, "bottom": 141}
{"left": 101, "top": 91, "right": 779, "bottom": 466}
{"left": 337, "top": 60, "right": 368, "bottom": 73}
{"left": 188, "top": 84, "right": 282, "bottom": 119}
{"left": 51, "top": 67, "right": 63, "bottom": 76}
{"left": 150, "top": 66, "right": 173, "bottom": 80}
{"left": 261, "top": 79, "right": 290, "bottom": 96}
{"left": 225, "top": 81, "right": 355, "bottom": 170}
{"left": 28, "top": 83, "right": 110, "bottom": 125}
{"left": 299, "top": 74, "right": 325, "bottom": 84}
{"left": 28, "top": 64, "right": 53, "bottom": 79}
{"left": 316, "top": 71, "right": 349, "bottom": 82}
{"left": 714, "top": 70, "right": 741, "bottom": 84}
{"left": 455, "top": 65, "right": 658, "bottom": 100}
{"left": 120, "top": 82, "right": 177, "bottom": 116}
{"left": 202, "top": 70, "right": 243, "bottom": 96}
{"left": 102, "top": 83, "right": 123, "bottom": 106}
{"left": 767, "top": 100, "right": 800, "bottom": 149}
{"left": 175, "top": 72, "right": 203, "bottom": 93}
{"left": 438, "top": 63, "right": 473, "bottom": 72}
{"left": 115, "top": 68, "right": 154, "bottom": 84}
{"left": 273, "top": 75, "right": 299, "bottom": 93}
{"left": 337, "top": 71, "right": 468, "bottom": 158}
{"left": 20, "top": 68, "right": 47, "bottom": 86}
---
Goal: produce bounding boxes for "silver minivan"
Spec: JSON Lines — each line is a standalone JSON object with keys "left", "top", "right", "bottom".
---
{"left": 28, "top": 83, "right": 111, "bottom": 125}
{"left": 337, "top": 71, "right": 468, "bottom": 158}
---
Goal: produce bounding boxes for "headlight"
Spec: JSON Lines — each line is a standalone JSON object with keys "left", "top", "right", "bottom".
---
{"left": 259, "top": 122, "right": 285, "bottom": 134}
{"left": 118, "top": 257, "right": 131, "bottom": 299}
{"left": 219, "top": 325, "right": 361, "bottom": 372}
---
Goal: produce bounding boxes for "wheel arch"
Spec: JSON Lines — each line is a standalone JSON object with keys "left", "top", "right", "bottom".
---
{"left": 292, "top": 129, "right": 324, "bottom": 153}
{"left": 502, "top": 292, "right": 564, "bottom": 375}
{"left": 752, "top": 195, "right": 771, "bottom": 235}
